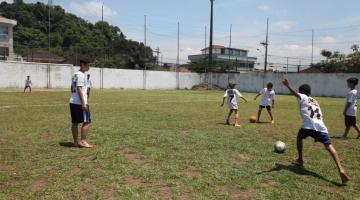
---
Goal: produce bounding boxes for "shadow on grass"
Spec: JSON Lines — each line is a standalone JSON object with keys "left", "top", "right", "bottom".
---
{"left": 256, "top": 163, "right": 344, "bottom": 186}
{"left": 255, "top": 121, "right": 272, "bottom": 124}
{"left": 59, "top": 141, "right": 78, "bottom": 148}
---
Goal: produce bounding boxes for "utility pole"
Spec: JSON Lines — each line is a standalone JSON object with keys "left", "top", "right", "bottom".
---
{"left": 298, "top": 59, "right": 301, "bottom": 73}
{"left": 144, "top": 15, "right": 147, "bottom": 70}
{"left": 286, "top": 57, "right": 289, "bottom": 75}
{"left": 208, "top": 0, "right": 214, "bottom": 74}
{"left": 311, "top": 29, "right": 314, "bottom": 65}
{"left": 205, "top": 26, "right": 207, "bottom": 50}
{"left": 48, "top": 0, "right": 52, "bottom": 63}
{"left": 261, "top": 18, "right": 269, "bottom": 74}
{"left": 177, "top": 22, "right": 180, "bottom": 67}
{"left": 228, "top": 24, "right": 232, "bottom": 63}
{"left": 154, "top": 47, "right": 160, "bottom": 65}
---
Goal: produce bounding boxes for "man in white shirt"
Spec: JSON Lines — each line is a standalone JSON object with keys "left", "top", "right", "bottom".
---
{"left": 254, "top": 82, "right": 275, "bottom": 123}
{"left": 282, "top": 79, "right": 348, "bottom": 184}
{"left": 342, "top": 77, "right": 360, "bottom": 139}
{"left": 24, "top": 76, "right": 32, "bottom": 93}
{"left": 69, "top": 60, "right": 93, "bottom": 148}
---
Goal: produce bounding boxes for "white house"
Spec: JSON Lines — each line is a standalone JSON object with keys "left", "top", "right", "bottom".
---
{"left": 0, "top": 16, "right": 17, "bottom": 61}
{"left": 188, "top": 45, "right": 257, "bottom": 72}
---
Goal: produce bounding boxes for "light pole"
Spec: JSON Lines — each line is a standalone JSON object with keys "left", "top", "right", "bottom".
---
{"left": 48, "top": 0, "right": 52, "bottom": 63}
{"left": 261, "top": 18, "right": 269, "bottom": 74}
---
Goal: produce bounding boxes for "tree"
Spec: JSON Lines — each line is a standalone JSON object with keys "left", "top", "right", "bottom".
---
{"left": 321, "top": 49, "right": 332, "bottom": 60}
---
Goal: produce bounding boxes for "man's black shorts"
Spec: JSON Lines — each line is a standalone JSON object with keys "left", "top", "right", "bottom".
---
{"left": 70, "top": 104, "right": 91, "bottom": 124}
{"left": 345, "top": 115, "right": 356, "bottom": 127}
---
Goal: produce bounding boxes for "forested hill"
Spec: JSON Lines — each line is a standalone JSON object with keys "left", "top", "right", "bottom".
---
{"left": 0, "top": 0, "right": 154, "bottom": 68}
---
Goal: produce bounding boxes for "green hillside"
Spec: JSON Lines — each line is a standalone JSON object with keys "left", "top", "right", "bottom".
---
{"left": 0, "top": 0, "right": 154, "bottom": 68}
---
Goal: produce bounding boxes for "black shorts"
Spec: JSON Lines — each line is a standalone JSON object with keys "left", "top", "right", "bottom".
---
{"left": 259, "top": 105, "right": 271, "bottom": 110}
{"left": 298, "top": 128, "right": 331, "bottom": 145}
{"left": 69, "top": 104, "right": 91, "bottom": 124}
{"left": 345, "top": 115, "right": 356, "bottom": 127}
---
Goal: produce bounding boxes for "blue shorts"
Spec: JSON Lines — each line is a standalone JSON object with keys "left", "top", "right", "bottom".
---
{"left": 298, "top": 128, "right": 331, "bottom": 145}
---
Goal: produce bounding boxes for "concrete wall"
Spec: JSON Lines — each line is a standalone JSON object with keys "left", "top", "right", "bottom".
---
{"left": 209, "top": 72, "right": 360, "bottom": 97}
{"left": 0, "top": 61, "right": 203, "bottom": 90}
{"left": 1, "top": 61, "right": 358, "bottom": 97}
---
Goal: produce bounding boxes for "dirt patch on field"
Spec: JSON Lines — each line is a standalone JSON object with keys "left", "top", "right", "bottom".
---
{"left": 70, "top": 167, "right": 81, "bottom": 174}
{"left": 316, "top": 184, "right": 342, "bottom": 193}
{"left": 27, "top": 178, "right": 49, "bottom": 192}
{"left": 177, "top": 188, "right": 196, "bottom": 200}
{"left": 217, "top": 186, "right": 256, "bottom": 200}
{"left": 0, "top": 164, "right": 7, "bottom": 172}
{"left": 233, "top": 153, "right": 252, "bottom": 165}
{"left": 258, "top": 180, "right": 279, "bottom": 189}
{"left": 153, "top": 187, "right": 173, "bottom": 199}
{"left": 103, "top": 188, "right": 120, "bottom": 199}
{"left": 123, "top": 175, "right": 145, "bottom": 188}
{"left": 120, "top": 149, "right": 152, "bottom": 169}
{"left": 180, "top": 168, "right": 202, "bottom": 178}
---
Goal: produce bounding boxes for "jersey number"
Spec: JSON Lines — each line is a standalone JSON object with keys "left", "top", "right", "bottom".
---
{"left": 308, "top": 106, "right": 321, "bottom": 119}
{"left": 229, "top": 95, "right": 235, "bottom": 102}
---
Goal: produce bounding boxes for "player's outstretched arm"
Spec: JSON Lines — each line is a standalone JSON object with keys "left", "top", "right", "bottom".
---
{"left": 241, "top": 97, "right": 248, "bottom": 103}
{"left": 282, "top": 79, "right": 301, "bottom": 99}
{"left": 254, "top": 93, "right": 261, "bottom": 100}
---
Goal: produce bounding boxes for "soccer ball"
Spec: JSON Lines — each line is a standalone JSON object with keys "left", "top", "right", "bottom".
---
{"left": 249, "top": 116, "right": 257, "bottom": 123}
{"left": 274, "top": 141, "right": 286, "bottom": 153}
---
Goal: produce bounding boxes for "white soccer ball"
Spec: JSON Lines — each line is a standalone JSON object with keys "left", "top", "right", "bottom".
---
{"left": 274, "top": 141, "right": 286, "bottom": 153}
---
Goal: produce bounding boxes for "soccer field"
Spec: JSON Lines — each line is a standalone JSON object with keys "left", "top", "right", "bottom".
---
{"left": 0, "top": 89, "right": 359, "bottom": 200}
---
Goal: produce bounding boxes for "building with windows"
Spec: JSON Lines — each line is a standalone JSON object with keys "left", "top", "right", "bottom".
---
{"left": 0, "top": 16, "right": 17, "bottom": 61}
{"left": 188, "top": 45, "right": 257, "bottom": 72}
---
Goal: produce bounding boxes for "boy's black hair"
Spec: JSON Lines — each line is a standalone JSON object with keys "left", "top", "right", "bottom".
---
{"left": 347, "top": 77, "right": 359, "bottom": 86}
{"left": 299, "top": 84, "right": 311, "bottom": 96}
{"left": 80, "top": 60, "right": 89, "bottom": 66}
{"left": 267, "top": 82, "right": 273, "bottom": 88}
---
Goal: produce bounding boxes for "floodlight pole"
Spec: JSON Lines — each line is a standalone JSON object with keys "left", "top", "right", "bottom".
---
{"left": 48, "top": 0, "right": 52, "bottom": 63}
{"left": 263, "top": 18, "right": 269, "bottom": 74}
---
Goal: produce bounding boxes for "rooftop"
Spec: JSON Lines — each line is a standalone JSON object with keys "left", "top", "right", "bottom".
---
{"left": 0, "top": 16, "right": 17, "bottom": 26}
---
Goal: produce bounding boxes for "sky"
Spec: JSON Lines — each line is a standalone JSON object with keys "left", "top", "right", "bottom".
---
{"left": 3, "top": 0, "right": 360, "bottom": 70}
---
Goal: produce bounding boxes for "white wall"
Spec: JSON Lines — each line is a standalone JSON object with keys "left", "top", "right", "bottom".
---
{"left": 1, "top": 62, "right": 358, "bottom": 97}
{"left": 209, "top": 72, "right": 360, "bottom": 97}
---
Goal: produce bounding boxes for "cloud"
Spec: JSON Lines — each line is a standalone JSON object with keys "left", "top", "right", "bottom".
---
{"left": 274, "top": 21, "right": 296, "bottom": 31}
{"left": 320, "top": 36, "right": 337, "bottom": 45}
{"left": 257, "top": 5, "right": 272, "bottom": 12}
{"left": 69, "top": 1, "right": 117, "bottom": 18}
{"left": 0, "top": 0, "right": 13, "bottom": 3}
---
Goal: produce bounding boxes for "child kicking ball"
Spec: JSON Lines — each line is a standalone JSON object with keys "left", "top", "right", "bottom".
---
{"left": 282, "top": 79, "right": 349, "bottom": 184}
{"left": 221, "top": 81, "right": 248, "bottom": 127}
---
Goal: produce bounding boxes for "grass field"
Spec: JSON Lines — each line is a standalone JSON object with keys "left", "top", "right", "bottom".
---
{"left": 0, "top": 89, "right": 360, "bottom": 200}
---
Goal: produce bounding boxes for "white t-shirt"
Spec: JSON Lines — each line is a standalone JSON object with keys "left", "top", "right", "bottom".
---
{"left": 298, "top": 93, "right": 328, "bottom": 133}
{"left": 345, "top": 89, "right": 357, "bottom": 116}
{"left": 70, "top": 71, "right": 89, "bottom": 105}
{"left": 25, "top": 80, "right": 32, "bottom": 87}
{"left": 259, "top": 88, "right": 275, "bottom": 106}
{"left": 224, "top": 89, "right": 242, "bottom": 109}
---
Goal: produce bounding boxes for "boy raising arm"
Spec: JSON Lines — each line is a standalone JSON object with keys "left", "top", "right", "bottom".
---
{"left": 282, "top": 79, "right": 349, "bottom": 184}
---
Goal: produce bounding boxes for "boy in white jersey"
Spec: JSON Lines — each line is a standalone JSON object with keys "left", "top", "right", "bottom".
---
{"left": 254, "top": 82, "right": 275, "bottom": 123}
{"left": 24, "top": 76, "right": 32, "bottom": 93}
{"left": 69, "top": 60, "right": 93, "bottom": 148}
{"left": 282, "top": 79, "right": 349, "bottom": 184}
{"left": 342, "top": 78, "right": 360, "bottom": 139}
{"left": 221, "top": 81, "right": 248, "bottom": 127}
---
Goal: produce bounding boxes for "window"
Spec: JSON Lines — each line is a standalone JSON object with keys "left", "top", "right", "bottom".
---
{"left": 221, "top": 48, "right": 225, "bottom": 55}
{"left": 0, "top": 26, "right": 8, "bottom": 39}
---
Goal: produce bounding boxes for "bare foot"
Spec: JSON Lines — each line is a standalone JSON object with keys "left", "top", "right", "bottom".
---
{"left": 291, "top": 157, "right": 303, "bottom": 166}
{"left": 341, "top": 136, "right": 349, "bottom": 140}
{"left": 340, "top": 171, "right": 349, "bottom": 184}
{"left": 271, "top": 120, "right": 275, "bottom": 124}
{"left": 234, "top": 124, "right": 241, "bottom": 127}
{"left": 79, "top": 141, "right": 94, "bottom": 148}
